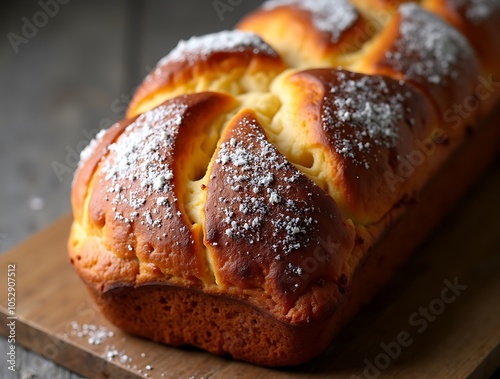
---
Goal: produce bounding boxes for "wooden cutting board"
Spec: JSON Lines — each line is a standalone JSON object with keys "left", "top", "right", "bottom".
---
{"left": 0, "top": 156, "right": 499, "bottom": 379}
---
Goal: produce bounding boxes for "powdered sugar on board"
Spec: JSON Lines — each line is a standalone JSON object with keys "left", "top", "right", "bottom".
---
{"left": 156, "top": 30, "right": 278, "bottom": 67}
{"left": 68, "top": 321, "right": 114, "bottom": 345}
{"left": 67, "top": 321, "right": 160, "bottom": 378}
{"left": 385, "top": 3, "right": 474, "bottom": 85}
{"left": 262, "top": 0, "right": 358, "bottom": 43}
{"left": 320, "top": 70, "right": 406, "bottom": 168}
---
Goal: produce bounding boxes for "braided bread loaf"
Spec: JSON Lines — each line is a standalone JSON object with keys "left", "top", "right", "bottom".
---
{"left": 69, "top": 0, "right": 500, "bottom": 366}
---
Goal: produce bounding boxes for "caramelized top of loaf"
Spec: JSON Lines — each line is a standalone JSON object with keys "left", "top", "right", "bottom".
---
{"left": 270, "top": 69, "right": 438, "bottom": 224}
{"left": 237, "top": 0, "right": 369, "bottom": 67}
{"left": 424, "top": 0, "right": 500, "bottom": 77}
{"left": 70, "top": 1, "right": 498, "bottom": 323}
{"left": 355, "top": 3, "right": 481, "bottom": 129}
{"left": 205, "top": 109, "right": 355, "bottom": 319}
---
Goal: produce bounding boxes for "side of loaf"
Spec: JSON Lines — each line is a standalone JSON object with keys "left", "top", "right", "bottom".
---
{"left": 68, "top": 0, "right": 500, "bottom": 366}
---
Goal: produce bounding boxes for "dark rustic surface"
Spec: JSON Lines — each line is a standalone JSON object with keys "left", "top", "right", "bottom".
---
{"left": 0, "top": 1, "right": 263, "bottom": 378}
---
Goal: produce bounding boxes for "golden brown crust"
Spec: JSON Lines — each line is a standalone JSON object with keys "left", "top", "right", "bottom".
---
{"left": 423, "top": 0, "right": 500, "bottom": 78}
{"left": 237, "top": 0, "right": 371, "bottom": 67}
{"left": 69, "top": 0, "right": 500, "bottom": 368}
{"left": 71, "top": 92, "right": 237, "bottom": 291}
{"left": 355, "top": 3, "right": 481, "bottom": 133}
{"left": 69, "top": 228, "right": 140, "bottom": 292}
{"left": 84, "top": 105, "right": 500, "bottom": 366}
{"left": 86, "top": 283, "right": 335, "bottom": 366}
{"left": 271, "top": 68, "right": 441, "bottom": 224}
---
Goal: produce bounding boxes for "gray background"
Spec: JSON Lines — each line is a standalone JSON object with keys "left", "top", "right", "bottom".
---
{"left": 0, "top": 1, "right": 263, "bottom": 377}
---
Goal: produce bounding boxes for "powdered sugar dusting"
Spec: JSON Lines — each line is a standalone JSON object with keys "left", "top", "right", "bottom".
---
{"left": 157, "top": 30, "right": 277, "bottom": 67}
{"left": 263, "top": 0, "right": 358, "bottom": 43}
{"left": 212, "top": 116, "right": 321, "bottom": 256}
{"left": 79, "top": 129, "right": 107, "bottom": 166}
{"left": 73, "top": 128, "right": 108, "bottom": 188}
{"left": 68, "top": 321, "right": 161, "bottom": 377}
{"left": 321, "top": 71, "right": 405, "bottom": 168}
{"left": 100, "top": 101, "right": 188, "bottom": 226}
{"left": 453, "top": 0, "right": 500, "bottom": 23}
{"left": 68, "top": 321, "right": 114, "bottom": 346}
{"left": 385, "top": 3, "right": 473, "bottom": 84}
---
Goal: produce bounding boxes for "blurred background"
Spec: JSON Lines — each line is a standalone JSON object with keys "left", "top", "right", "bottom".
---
{"left": 0, "top": 1, "right": 264, "bottom": 377}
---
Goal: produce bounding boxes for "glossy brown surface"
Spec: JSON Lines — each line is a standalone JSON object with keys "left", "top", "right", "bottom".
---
{"left": 204, "top": 109, "right": 354, "bottom": 322}
{"left": 274, "top": 69, "right": 441, "bottom": 224}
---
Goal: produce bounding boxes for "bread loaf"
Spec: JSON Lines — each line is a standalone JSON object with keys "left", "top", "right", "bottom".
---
{"left": 69, "top": 0, "right": 500, "bottom": 366}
